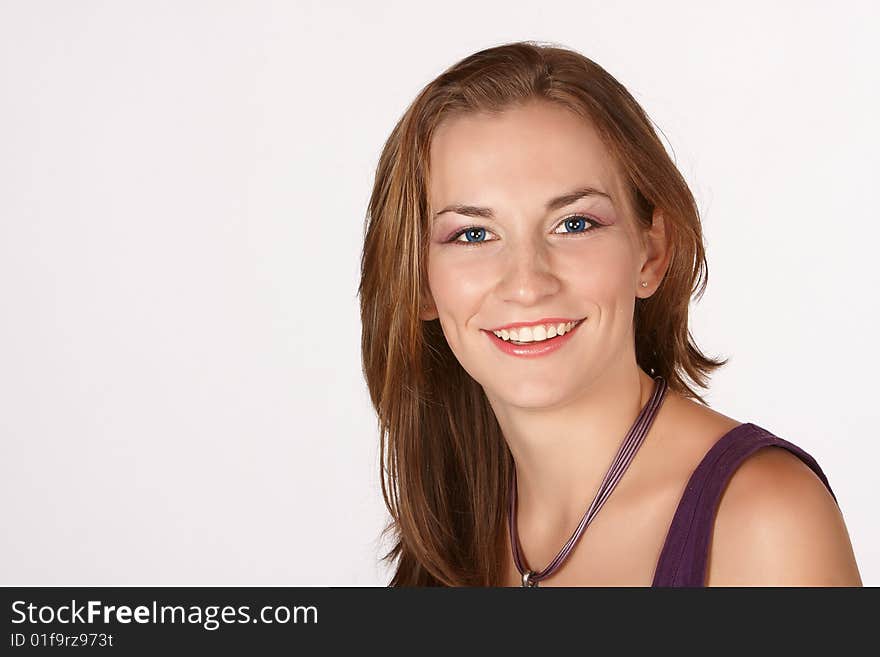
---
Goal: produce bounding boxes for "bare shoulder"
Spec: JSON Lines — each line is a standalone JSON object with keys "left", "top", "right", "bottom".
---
{"left": 706, "top": 444, "right": 863, "bottom": 586}
{"left": 647, "top": 390, "right": 743, "bottom": 467}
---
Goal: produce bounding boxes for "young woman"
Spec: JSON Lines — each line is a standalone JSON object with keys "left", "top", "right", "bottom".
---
{"left": 358, "top": 41, "right": 862, "bottom": 587}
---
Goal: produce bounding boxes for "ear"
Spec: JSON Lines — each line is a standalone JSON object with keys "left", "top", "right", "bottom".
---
{"left": 637, "top": 209, "right": 671, "bottom": 298}
{"left": 419, "top": 291, "right": 439, "bottom": 321}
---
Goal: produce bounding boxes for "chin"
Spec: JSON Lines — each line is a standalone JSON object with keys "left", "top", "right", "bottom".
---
{"left": 490, "top": 380, "right": 574, "bottom": 410}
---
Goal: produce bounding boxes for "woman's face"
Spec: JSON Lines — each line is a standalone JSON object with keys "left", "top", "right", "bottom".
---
{"left": 424, "top": 99, "right": 658, "bottom": 409}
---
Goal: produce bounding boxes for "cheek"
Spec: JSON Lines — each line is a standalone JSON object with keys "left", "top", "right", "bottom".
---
{"left": 427, "top": 249, "right": 494, "bottom": 311}
{"left": 556, "top": 239, "right": 637, "bottom": 300}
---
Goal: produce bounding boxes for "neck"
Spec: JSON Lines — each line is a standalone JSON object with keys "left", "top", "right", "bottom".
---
{"left": 487, "top": 360, "right": 660, "bottom": 547}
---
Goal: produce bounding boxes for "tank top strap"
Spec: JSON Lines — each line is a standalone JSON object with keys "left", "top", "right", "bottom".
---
{"left": 652, "top": 422, "right": 837, "bottom": 587}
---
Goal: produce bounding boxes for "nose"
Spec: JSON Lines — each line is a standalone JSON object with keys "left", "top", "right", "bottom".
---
{"left": 495, "top": 237, "right": 562, "bottom": 305}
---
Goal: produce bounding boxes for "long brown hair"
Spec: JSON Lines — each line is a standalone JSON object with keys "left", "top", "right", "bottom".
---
{"left": 358, "top": 41, "right": 727, "bottom": 586}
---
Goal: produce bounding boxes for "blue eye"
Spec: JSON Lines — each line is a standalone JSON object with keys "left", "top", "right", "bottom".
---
{"left": 448, "top": 214, "right": 601, "bottom": 245}
{"left": 455, "top": 227, "right": 490, "bottom": 243}
{"left": 553, "top": 215, "right": 599, "bottom": 234}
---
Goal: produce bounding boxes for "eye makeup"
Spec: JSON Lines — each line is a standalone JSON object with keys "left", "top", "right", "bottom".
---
{"left": 442, "top": 213, "right": 607, "bottom": 245}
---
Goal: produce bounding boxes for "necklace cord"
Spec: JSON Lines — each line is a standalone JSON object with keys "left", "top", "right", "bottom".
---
{"left": 509, "top": 375, "right": 669, "bottom": 585}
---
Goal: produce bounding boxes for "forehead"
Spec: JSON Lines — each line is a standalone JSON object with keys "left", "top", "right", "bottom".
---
{"left": 428, "top": 100, "right": 625, "bottom": 211}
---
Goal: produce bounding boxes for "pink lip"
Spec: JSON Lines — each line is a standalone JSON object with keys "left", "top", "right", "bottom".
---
{"left": 487, "top": 317, "right": 583, "bottom": 332}
{"left": 482, "top": 319, "right": 585, "bottom": 359}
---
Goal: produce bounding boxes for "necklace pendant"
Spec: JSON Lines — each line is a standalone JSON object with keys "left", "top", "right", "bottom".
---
{"left": 521, "top": 570, "right": 539, "bottom": 587}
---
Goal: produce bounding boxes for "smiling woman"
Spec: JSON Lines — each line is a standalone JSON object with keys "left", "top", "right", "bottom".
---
{"left": 358, "top": 41, "right": 862, "bottom": 587}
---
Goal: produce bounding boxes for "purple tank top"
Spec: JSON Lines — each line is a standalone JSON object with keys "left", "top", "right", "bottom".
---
{"left": 651, "top": 422, "right": 838, "bottom": 587}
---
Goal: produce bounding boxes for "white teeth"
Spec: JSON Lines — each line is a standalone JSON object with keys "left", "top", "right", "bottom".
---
{"left": 492, "top": 320, "right": 581, "bottom": 343}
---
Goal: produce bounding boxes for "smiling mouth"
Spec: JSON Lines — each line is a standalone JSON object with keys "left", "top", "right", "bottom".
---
{"left": 490, "top": 318, "right": 585, "bottom": 345}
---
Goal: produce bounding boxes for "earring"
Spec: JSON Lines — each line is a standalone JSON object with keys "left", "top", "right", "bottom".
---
{"left": 640, "top": 281, "right": 648, "bottom": 288}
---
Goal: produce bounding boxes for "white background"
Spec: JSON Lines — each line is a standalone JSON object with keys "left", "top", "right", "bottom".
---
{"left": 1, "top": 0, "right": 877, "bottom": 586}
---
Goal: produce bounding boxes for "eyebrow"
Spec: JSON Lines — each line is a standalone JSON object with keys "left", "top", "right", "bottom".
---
{"left": 432, "top": 186, "right": 612, "bottom": 220}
